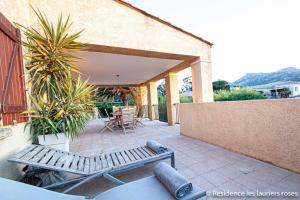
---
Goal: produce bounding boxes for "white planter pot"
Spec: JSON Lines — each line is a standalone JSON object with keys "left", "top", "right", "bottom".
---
{"left": 38, "top": 133, "right": 69, "bottom": 151}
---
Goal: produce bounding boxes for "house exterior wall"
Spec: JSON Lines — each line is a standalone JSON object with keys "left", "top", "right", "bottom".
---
{"left": 291, "top": 84, "right": 300, "bottom": 96}
{"left": 0, "top": 0, "right": 31, "bottom": 179}
{"left": 0, "top": 0, "right": 31, "bottom": 26}
{"left": 180, "top": 99, "right": 300, "bottom": 173}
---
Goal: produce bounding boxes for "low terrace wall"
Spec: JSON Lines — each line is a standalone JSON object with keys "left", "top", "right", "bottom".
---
{"left": 180, "top": 99, "right": 300, "bottom": 173}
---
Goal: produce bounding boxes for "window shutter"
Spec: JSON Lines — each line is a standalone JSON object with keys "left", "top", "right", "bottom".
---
{"left": 0, "top": 12, "right": 27, "bottom": 125}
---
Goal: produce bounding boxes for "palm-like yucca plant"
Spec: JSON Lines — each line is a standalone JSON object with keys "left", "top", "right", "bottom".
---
{"left": 17, "top": 8, "right": 84, "bottom": 100}
{"left": 27, "top": 77, "right": 95, "bottom": 141}
{"left": 25, "top": 97, "right": 59, "bottom": 142}
{"left": 20, "top": 8, "right": 95, "bottom": 141}
{"left": 53, "top": 77, "right": 95, "bottom": 138}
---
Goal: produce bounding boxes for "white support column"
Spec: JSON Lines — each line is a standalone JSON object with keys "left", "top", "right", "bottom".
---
{"left": 147, "top": 82, "right": 158, "bottom": 120}
{"left": 165, "top": 73, "right": 180, "bottom": 126}
{"left": 191, "top": 58, "right": 213, "bottom": 103}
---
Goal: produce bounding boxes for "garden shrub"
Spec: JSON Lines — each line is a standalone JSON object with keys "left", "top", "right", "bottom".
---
{"left": 214, "top": 88, "right": 267, "bottom": 101}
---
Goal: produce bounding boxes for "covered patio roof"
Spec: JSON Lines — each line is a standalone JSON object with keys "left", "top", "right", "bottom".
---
{"left": 77, "top": 45, "right": 197, "bottom": 85}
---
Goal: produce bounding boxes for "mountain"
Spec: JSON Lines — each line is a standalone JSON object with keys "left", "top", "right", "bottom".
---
{"left": 233, "top": 67, "right": 300, "bottom": 86}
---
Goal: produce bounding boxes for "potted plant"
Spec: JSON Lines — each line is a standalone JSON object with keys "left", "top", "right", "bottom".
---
{"left": 19, "top": 9, "right": 95, "bottom": 151}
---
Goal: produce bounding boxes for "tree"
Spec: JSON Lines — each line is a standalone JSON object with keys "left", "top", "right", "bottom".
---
{"left": 157, "top": 81, "right": 166, "bottom": 96}
{"left": 96, "top": 86, "right": 137, "bottom": 106}
{"left": 181, "top": 76, "right": 192, "bottom": 93}
{"left": 213, "top": 80, "right": 230, "bottom": 91}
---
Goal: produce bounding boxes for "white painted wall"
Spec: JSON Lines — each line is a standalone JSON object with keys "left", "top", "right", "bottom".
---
{"left": 290, "top": 84, "right": 300, "bottom": 96}
{"left": 0, "top": 124, "right": 31, "bottom": 179}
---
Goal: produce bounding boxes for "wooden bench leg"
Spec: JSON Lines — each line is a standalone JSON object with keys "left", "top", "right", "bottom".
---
{"left": 103, "top": 173, "right": 125, "bottom": 185}
{"left": 63, "top": 172, "right": 105, "bottom": 194}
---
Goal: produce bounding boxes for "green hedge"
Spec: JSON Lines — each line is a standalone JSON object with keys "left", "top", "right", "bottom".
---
{"left": 158, "top": 96, "right": 167, "bottom": 122}
{"left": 180, "top": 96, "right": 193, "bottom": 103}
{"left": 95, "top": 102, "right": 123, "bottom": 117}
{"left": 214, "top": 88, "right": 267, "bottom": 101}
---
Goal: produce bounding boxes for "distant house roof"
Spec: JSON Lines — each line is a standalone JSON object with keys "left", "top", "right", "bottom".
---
{"left": 115, "top": 0, "right": 213, "bottom": 46}
{"left": 251, "top": 81, "right": 300, "bottom": 90}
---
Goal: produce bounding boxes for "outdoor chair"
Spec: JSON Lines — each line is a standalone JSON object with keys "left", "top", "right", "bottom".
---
{"left": 112, "top": 106, "right": 120, "bottom": 117}
{"left": 99, "top": 109, "right": 118, "bottom": 133}
{"left": 0, "top": 163, "right": 206, "bottom": 200}
{"left": 8, "top": 140, "right": 175, "bottom": 194}
{"left": 120, "top": 107, "right": 136, "bottom": 134}
{"left": 134, "top": 106, "right": 146, "bottom": 127}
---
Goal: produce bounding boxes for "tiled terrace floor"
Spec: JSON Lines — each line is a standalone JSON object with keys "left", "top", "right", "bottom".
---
{"left": 69, "top": 119, "right": 300, "bottom": 199}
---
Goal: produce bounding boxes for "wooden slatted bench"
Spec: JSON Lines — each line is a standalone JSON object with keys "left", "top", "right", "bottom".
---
{"left": 8, "top": 143, "right": 175, "bottom": 193}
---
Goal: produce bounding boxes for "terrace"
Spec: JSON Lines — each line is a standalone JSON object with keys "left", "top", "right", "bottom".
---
{"left": 69, "top": 119, "right": 300, "bottom": 199}
{"left": 0, "top": 0, "right": 300, "bottom": 199}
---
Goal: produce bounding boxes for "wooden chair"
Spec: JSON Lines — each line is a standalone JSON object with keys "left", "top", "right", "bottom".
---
{"left": 99, "top": 109, "right": 118, "bottom": 133}
{"left": 112, "top": 106, "right": 120, "bottom": 117}
{"left": 135, "top": 106, "right": 145, "bottom": 127}
{"left": 120, "top": 107, "right": 136, "bottom": 134}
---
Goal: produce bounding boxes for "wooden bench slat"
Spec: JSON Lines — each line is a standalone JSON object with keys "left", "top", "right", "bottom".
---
{"left": 116, "top": 152, "right": 126, "bottom": 165}
{"left": 132, "top": 148, "right": 145, "bottom": 159}
{"left": 63, "top": 155, "right": 75, "bottom": 169}
{"left": 123, "top": 150, "right": 136, "bottom": 161}
{"left": 78, "top": 156, "right": 85, "bottom": 171}
{"left": 143, "top": 146, "right": 156, "bottom": 156}
{"left": 120, "top": 151, "right": 131, "bottom": 163}
{"left": 55, "top": 154, "right": 69, "bottom": 168}
{"left": 138, "top": 147, "right": 150, "bottom": 157}
{"left": 110, "top": 153, "right": 119, "bottom": 166}
{"left": 48, "top": 152, "right": 63, "bottom": 166}
{"left": 105, "top": 154, "right": 113, "bottom": 168}
{"left": 100, "top": 154, "right": 112, "bottom": 168}
{"left": 83, "top": 157, "right": 90, "bottom": 173}
{"left": 70, "top": 155, "right": 80, "bottom": 170}
{"left": 128, "top": 149, "right": 140, "bottom": 160}
{"left": 39, "top": 149, "right": 57, "bottom": 164}
{"left": 90, "top": 156, "right": 96, "bottom": 172}
{"left": 15, "top": 145, "right": 37, "bottom": 159}
{"left": 30, "top": 147, "right": 50, "bottom": 163}
{"left": 95, "top": 156, "right": 102, "bottom": 171}
{"left": 22, "top": 146, "right": 44, "bottom": 161}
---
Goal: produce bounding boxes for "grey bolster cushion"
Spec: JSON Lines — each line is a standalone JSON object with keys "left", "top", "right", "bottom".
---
{"left": 146, "top": 140, "right": 167, "bottom": 154}
{"left": 153, "top": 162, "right": 193, "bottom": 199}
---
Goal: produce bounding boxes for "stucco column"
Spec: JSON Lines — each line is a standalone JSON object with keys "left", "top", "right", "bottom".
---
{"left": 136, "top": 86, "right": 148, "bottom": 106}
{"left": 191, "top": 59, "right": 213, "bottom": 103}
{"left": 165, "top": 73, "right": 180, "bottom": 126}
{"left": 135, "top": 86, "right": 148, "bottom": 118}
{"left": 147, "top": 82, "right": 158, "bottom": 120}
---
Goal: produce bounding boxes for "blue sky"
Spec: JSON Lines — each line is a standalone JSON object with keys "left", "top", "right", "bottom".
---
{"left": 126, "top": 0, "right": 300, "bottom": 82}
